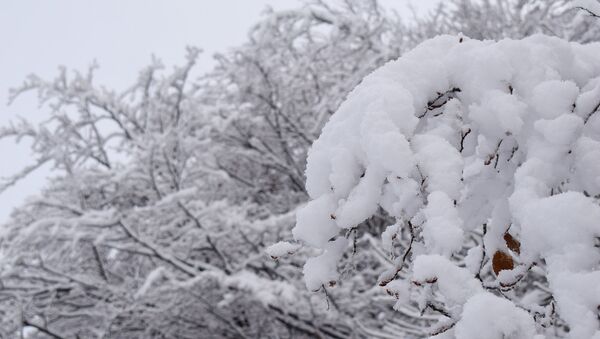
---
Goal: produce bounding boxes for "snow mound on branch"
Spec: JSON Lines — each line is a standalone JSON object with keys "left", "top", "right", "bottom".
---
{"left": 294, "top": 34, "right": 600, "bottom": 338}
{"left": 412, "top": 255, "right": 482, "bottom": 308}
{"left": 455, "top": 293, "right": 537, "bottom": 339}
{"left": 302, "top": 237, "right": 347, "bottom": 291}
{"left": 265, "top": 241, "right": 301, "bottom": 259}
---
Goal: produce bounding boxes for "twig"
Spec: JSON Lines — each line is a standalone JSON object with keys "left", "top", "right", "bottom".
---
{"left": 379, "top": 222, "right": 415, "bottom": 287}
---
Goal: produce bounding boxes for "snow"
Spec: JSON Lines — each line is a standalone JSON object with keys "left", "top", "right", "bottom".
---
{"left": 360, "top": 106, "right": 416, "bottom": 178}
{"left": 380, "top": 176, "right": 422, "bottom": 219}
{"left": 329, "top": 148, "right": 363, "bottom": 198}
{"left": 135, "top": 266, "right": 166, "bottom": 298}
{"left": 455, "top": 293, "right": 536, "bottom": 339}
{"left": 519, "top": 192, "right": 600, "bottom": 338}
{"left": 293, "top": 195, "right": 339, "bottom": 248}
{"left": 520, "top": 192, "right": 600, "bottom": 264}
{"left": 222, "top": 270, "right": 298, "bottom": 306}
{"left": 531, "top": 80, "right": 580, "bottom": 119}
{"left": 381, "top": 223, "right": 400, "bottom": 253}
{"left": 333, "top": 165, "right": 385, "bottom": 228}
{"left": 421, "top": 191, "right": 464, "bottom": 257}
{"left": 573, "top": 137, "right": 600, "bottom": 195}
{"left": 575, "top": 77, "right": 600, "bottom": 122}
{"left": 294, "top": 34, "right": 600, "bottom": 338}
{"left": 533, "top": 114, "right": 583, "bottom": 146}
{"left": 412, "top": 255, "right": 482, "bottom": 309}
{"left": 464, "top": 246, "right": 483, "bottom": 275}
{"left": 469, "top": 90, "right": 527, "bottom": 139}
{"left": 302, "top": 237, "right": 348, "bottom": 291}
{"left": 413, "top": 134, "right": 464, "bottom": 200}
{"left": 265, "top": 241, "right": 301, "bottom": 259}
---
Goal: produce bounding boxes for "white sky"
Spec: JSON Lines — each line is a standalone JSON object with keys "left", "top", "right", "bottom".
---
{"left": 0, "top": 0, "right": 440, "bottom": 223}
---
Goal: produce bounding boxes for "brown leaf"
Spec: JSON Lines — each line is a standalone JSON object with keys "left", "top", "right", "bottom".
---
{"left": 503, "top": 232, "right": 521, "bottom": 255}
{"left": 492, "top": 250, "right": 514, "bottom": 275}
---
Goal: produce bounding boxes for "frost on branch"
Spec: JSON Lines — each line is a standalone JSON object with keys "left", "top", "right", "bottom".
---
{"left": 573, "top": 0, "right": 600, "bottom": 18}
{"left": 294, "top": 35, "right": 600, "bottom": 338}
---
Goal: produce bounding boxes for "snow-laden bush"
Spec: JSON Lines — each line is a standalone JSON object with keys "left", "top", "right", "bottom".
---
{"left": 287, "top": 35, "right": 600, "bottom": 338}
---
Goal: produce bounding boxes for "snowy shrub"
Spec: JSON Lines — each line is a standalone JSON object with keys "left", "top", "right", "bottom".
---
{"left": 289, "top": 35, "right": 600, "bottom": 338}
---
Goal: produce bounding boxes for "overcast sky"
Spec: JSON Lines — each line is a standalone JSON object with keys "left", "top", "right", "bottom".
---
{"left": 0, "top": 0, "right": 440, "bottom": 223}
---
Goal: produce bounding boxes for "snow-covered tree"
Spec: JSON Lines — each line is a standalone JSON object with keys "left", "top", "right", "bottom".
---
{"left": 286, "top": 34, "right": 600, "bottom": 338}
{"left": 410, "top": 0, "right": 600, "bottom": 43}
{"left": 201, "top": 0, "right": 407, "bottom": 211}
{"left": 1, "top": 0, "right": 600, "bottom": 338}
{"left": 0, "top": 50, "right": 321, "bottom": 338}
{"left": 0, "top": 2, "right": 409, "bottom": 337}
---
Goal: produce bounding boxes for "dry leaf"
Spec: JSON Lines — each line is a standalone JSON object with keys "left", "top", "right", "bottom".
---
{"left": 492, "top": 250, "right": 514, "bottom": 275}
{"left": 503, "top": 232, "right": 521, "bottom": 255}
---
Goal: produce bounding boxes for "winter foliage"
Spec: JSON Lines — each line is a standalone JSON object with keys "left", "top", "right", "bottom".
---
{"left": 290, "top": 34, "right": 600, "bottom": 338}
{"left": 1, "top": 0, "right": 600, "bottom": 338}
